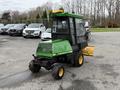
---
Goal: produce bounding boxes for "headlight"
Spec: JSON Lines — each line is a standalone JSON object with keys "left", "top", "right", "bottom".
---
{"left": 23, "top": 30, "right": 26, "bottom": 33}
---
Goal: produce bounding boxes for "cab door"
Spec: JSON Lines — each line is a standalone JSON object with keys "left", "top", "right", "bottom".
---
{"left": 75, "top": 19, "right": 87, "bottom": 48}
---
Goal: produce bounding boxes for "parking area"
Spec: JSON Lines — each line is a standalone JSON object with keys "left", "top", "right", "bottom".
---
{"left": 0, "top": 32, "right": 120, "bottom": 90}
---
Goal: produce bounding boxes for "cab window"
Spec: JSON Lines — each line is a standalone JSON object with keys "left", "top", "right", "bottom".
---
{"left": 75, "top": 19, "right": 85, "bottom": 36}
{"left": 52, "top": 18, "right": 69, "bottom": 34}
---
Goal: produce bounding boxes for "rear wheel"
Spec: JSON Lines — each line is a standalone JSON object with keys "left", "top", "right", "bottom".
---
{"left": 29, "top": 60, "right": 41, "bottom": 73}
{"left": 52, "top": 64, "right": 65, "bottom": 80}
{"left": 72, "top": 52, "right": 84, "bottom": 67}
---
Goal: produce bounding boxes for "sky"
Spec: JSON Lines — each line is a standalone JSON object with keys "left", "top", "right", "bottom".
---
{"left": 0, "top": 0, "right": 61, "bottom": 12}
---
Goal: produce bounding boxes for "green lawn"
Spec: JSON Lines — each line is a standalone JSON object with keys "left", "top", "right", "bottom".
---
{"left": 91, "top": 28, "right": 120, "bottom": 32}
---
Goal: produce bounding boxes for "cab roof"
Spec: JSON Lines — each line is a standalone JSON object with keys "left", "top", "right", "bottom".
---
{"left": 52, "top": 12, "right": 84, "bottom": 19}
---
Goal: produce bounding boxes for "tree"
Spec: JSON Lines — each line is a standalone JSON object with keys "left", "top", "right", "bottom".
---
{"left": 36, "top": 14, "right": 40, "bottom": 19}
{"left": 11, "top": 11, "right": 20, "bottom": 23}
{"left": 2, "top": 12, "right": 11, "bottom": 21}
{"left": 42, "top": 10, "right": 47, "bottom": 19}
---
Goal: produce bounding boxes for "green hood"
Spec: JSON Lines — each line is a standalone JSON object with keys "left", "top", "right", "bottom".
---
{"left": 36, "top": 39, "right": 72, "bottom": 58}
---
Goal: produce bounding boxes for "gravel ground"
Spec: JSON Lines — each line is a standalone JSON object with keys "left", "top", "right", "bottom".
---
{"left": 0, "top": 32, "right": 120, "bottom": 90}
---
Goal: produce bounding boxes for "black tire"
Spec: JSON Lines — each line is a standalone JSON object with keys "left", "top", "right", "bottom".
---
{"left": 72, "top": 52, "right": 84, "bottom": 67}
{"left": 39, "top": 31, "right": 42, "bottom": 38}
{"left": 29, "top": 60, "right": 41, "bottom": 73}
{"left": 9, "top": 34, "right": 13, "bottom": 36}
{"left": 23, "top": 36, "right": 27, "bottom": 38}
{"left": 52, "top": 64, "right": 65, "bottom": 80}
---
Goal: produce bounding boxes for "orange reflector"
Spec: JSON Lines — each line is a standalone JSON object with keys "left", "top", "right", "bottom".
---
{"left": 82, "top": 46, "right": 95, "bottom": 56}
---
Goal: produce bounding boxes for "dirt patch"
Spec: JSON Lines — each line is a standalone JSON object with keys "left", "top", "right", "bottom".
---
{"left": 99, "top": 64, "right": 114, "bottom": 72}
{"left": 0, "top": 62, "right": 5, "bottom": 65}
{"left": 58, "top": 79, "right": 97, "bottom": 90}
{"left": 0, "top": 70, "right": 49, "bottom": 88}
{"left": 99, "top": 64, "right": 119, "bottom": 79}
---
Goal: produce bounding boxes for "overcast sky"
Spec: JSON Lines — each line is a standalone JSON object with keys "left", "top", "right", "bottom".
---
{"left": 0, "top": 0, "right": 61, "bottom": 12}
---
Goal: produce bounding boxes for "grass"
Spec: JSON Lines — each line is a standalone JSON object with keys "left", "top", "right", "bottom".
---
{"left": 91, "top": 28, "right": 120, "bottom": 32}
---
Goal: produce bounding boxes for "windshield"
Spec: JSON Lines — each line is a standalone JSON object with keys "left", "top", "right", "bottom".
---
{"left": 52, "top": 18, "right": 69, "bottom": 34}
{"left": 13, "top": 24, "right": 25, "bottom": 28}
{"left": 28, "top": 24, "right": 40, "bottom": 28}
{"left": 4, "top": 24, "right": 14, "bottom": 28}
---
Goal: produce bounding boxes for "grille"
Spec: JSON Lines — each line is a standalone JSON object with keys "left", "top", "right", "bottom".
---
{"left": 2, "top": 28, "right": 7, "bottom": 31}
{"left": 10, "top": 29, "right": 16, "bottom": 32}
{"left": 25, "top": 30, "right": 34, "bottom": 33}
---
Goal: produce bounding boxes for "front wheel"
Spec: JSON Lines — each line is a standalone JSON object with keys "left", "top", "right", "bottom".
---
{"left": 52, "top": 64, "right": 65, "bottom": 80}
{"left": 39, "top": 31, "right": 42, "bottom": 38}
{"left": 23, "top": 36, "right": 27, "bottom": 38}
{"left": 29, "top": 60, "right": 41, "bottom": 73}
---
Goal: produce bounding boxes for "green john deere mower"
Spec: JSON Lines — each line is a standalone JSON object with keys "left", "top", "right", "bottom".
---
{"left": 29, "top": 10, "right": 93, "bottom": 80}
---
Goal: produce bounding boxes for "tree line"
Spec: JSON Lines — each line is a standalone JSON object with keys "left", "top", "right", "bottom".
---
{"left": 62, "top": 0, "right": 120, "bottom": 27}
{"left": 0, "top": 0, "right": 120, "bottom": 28}
{"left": 0, "top": 2, "right": 51, "bottom": 25}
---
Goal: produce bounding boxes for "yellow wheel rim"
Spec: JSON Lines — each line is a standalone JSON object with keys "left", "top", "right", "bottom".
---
{"left": 58, "top": 68, "right": 64, "bottom": 77}
{"left": 79, "top": 56, "right": 83, "bottom": 65}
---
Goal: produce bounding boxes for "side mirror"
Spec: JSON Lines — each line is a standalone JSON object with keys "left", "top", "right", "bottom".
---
{"left": 84, "top": 22, "right": 89, "bottom": 28}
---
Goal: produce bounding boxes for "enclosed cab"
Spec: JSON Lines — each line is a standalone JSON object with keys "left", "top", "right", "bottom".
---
{"left": 52, "top": 12, "right": 88, "bottom": 49}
